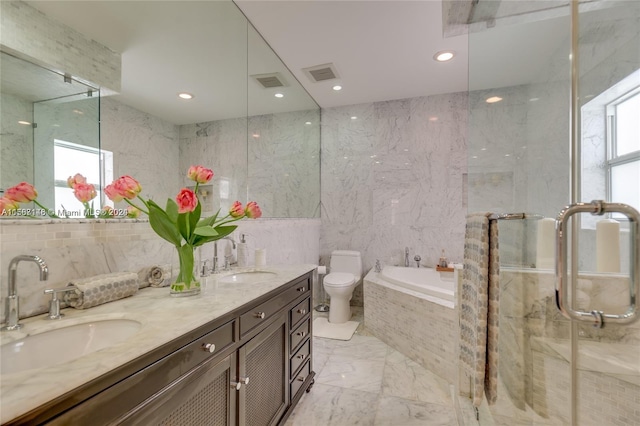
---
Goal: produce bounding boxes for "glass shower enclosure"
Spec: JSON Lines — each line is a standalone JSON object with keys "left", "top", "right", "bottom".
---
{"left": 466, "top": 1, "right": 639, "bottom": 425}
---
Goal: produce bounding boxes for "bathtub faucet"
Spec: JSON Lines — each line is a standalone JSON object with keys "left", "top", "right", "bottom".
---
{"left": 414, "top": 255, "right": 421, "bottom": 268}
{"left": 404, "top": 247, "right": 410, "bottom": 267}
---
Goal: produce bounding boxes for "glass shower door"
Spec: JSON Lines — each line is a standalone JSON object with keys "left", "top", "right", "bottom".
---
{"left": 573, "top": 2, "right": 640, "bottom": 425}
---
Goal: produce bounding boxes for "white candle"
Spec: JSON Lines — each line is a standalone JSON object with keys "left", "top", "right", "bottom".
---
{"left": 255, "top": 248, "right": 267, "bottom": 267}
{"left": 536, "top": 218, "right": 556, "bottom": 269}
{"left": 596, "top": 219, "right": 620, "bottom": 273}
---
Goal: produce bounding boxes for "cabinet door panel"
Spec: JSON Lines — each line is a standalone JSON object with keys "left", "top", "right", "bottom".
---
{"left": 238, "top": 313, "right": 287, "bottom": 426}
{"left": 115, "top": 353, "right": 236, "bottom": 426}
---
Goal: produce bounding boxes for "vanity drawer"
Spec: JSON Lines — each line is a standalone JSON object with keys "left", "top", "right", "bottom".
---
{"left": 290, "top": 298, "right": 310, "bottom": 329}
{"left": 290, "top": 319, "right": 310, "bottom": 353}
{"left": 290, "top": 360, "right": 311, "bottom": 399}
{"left": 290, "top": 340, "right": 310, "bottom": 378}
{"left": 240, "top": 277, "right": 310, "bottom": 336}
{"left": 183, "top": 320, "right": 235, "bottom": 373}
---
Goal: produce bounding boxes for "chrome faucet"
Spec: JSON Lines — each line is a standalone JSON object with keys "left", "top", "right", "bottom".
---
{"left": 3, "top": 255, "right": 48, "bottom": 330}
{"left": 213, "top": 237, "right": 237, "bottom": 273}
{"left": 404, "top": 247, "right": 410, "bottom": 267}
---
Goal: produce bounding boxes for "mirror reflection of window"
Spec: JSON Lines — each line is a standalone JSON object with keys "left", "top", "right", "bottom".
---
{"left": 607, "top": 89, "right": 640, "bottom": 217}
{"left": 53, "top": 140, "right": 113, "bottom": 215}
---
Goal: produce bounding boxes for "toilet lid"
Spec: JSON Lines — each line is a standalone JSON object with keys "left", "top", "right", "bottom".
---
{"left": 324, "top": 272, "right": 355, "bottom": 287}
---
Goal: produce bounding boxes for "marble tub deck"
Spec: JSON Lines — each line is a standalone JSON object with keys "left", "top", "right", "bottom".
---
{"left": 285, "top": 308, "right": 458, "bottom": 426}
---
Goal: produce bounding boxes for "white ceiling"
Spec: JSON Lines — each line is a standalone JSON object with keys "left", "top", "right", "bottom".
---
{"left": 236, "top": 0, "right": 469, "bottom": 107}
{"left": 23, "top": 1, "right": 571, "bottom": 124}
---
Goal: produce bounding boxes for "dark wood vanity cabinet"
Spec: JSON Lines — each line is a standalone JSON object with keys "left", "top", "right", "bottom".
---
{"left": 37, "top": 271, "right": 314, "bottom": 426}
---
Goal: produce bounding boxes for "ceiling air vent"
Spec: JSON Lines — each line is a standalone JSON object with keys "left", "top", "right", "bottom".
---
{"left": 302, "top": 63, "right": 339, "bottom": 83}
{"left": 251, "top": 72, "right": 287, "bottom": 88}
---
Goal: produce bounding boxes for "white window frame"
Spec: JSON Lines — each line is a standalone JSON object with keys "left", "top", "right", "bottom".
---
{"left": 605, "top": 88, "right": 640, "bottom": 219}
{"left": 53, "top": 139, "right": 113, "bottom": 209}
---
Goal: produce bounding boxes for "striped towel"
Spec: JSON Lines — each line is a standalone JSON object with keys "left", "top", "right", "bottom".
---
{"left": 460, "top": 212, "right": 500, "bottom": 407}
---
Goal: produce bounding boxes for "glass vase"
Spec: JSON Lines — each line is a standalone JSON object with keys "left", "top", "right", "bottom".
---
{"left": 170, "top": 244, "right": 201, "bottom": 297}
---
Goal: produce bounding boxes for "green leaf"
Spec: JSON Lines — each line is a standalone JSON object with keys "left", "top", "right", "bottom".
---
{"left": 193, "top": 226, "right": 219, "bottom": 237}
{"left": 165, "top": 199, "right": 179, "bottom": 223}
{"left": 148, "top": 203, "right": 182, "bottom": 246}
{"left": 197, "top": 208, "right": 220, "bottom": 228}
{"left": 192, "top": 225, "right": 237, "bottom": 247}
{"left": 177, "top": 212, "right": 190, "bottom": 241}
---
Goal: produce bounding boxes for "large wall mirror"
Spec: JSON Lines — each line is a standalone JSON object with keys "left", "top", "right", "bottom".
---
{"left": 1, "top": 0, "right": 320, "bottom": 219}
{"left": 1, "top": 51, "right": 100, "bottom": 216}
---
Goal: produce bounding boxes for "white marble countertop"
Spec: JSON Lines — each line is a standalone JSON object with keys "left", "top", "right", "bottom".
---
{"left": 0, "top": 264, "right": 316, "bottom": 423}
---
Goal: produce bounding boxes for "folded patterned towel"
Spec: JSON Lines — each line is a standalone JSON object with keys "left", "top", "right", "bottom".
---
{"left": 66, "top": 272, "right": 138, "bottom": 309}
{"left": 137, "top": 265, "right": 172, "bottom": 288}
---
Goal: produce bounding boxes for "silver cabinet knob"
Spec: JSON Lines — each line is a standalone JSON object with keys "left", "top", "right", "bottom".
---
{"left": 296, "top": 331, "right": 306, "bottom": 337}
{"left": 231, "top": 381, "right": 242, "bottom": 391}
{"left": 297, "top": 308, "right": 306, "bottom": 315}
{"left": 297, "top": 286, "right": 306, "bottom": 292}
{"left": 255, "top": 312, "right": 265, "bottom": 319}
{"left": 297, "top": 376, "right": 305, "bottom": 382}
{"left": 240, "top": 376, "right": 249, "bottom": 385}
{"left": 202, "top": 343, "right": 216, "bottom": 353}
{"left": 230, "top": 377, "right": 249, "bottom": 390}
{"left": 297, "top": 354, "right": 306, "bottom": 360}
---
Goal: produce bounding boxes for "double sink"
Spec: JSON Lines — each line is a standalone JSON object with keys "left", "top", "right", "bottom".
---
{"left": 1, "top": 270, "right": 278, "bottom": 375}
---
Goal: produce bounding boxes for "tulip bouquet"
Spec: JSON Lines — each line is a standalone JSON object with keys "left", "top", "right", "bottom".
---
{"left": 105, "top": 165, "right": 261, "bottom": 295}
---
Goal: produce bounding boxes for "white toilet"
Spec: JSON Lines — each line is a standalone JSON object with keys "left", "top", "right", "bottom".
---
{"left": 323, "top": 250, "right": 362, "bottom": 324}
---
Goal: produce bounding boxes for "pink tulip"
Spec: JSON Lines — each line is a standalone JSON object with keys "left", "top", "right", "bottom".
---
{"left": 187, "top": 165, "right": 214, "bottom": 184}
{"left": 5, "top": 182, "right": 38, "bottom": 203}
{"left": 229, "top": 201, "right": 245, "bottom": 218}
{"left": 127, "top": 205, "right": 141, "bottom": 218}
{"left": 175, "top": 188, "right": 198, "bottom": 213}
{"left": 0, "top": 197, "right": 20, "bottom": 215}
{"left": 73, "top": 182, "right": 97, "bottom": 203}
{"left": 67, "top": 173, "right": 87, "bottom": 188}
{"left": 105, "top": 175, "right": 142, "bottom": 202}
{"left": 244, "top": 201, "right": 262, "bottom": 219}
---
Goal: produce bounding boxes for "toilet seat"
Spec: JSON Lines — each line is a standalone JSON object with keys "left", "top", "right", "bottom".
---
{"left": 324, "top": 272, "right": 355, "bottom": 287}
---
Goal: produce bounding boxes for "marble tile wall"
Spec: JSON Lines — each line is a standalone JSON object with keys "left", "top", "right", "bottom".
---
{"left": 363, "top": 274, "right": 458, "bottom": 385}
{"left": 320, "top": 93, "right": 468, "bottom": 305}
{"left": 0, "top": 1, "right": 121, "bottom": 93}
{"left": 0, "top": 218, "right": 320, "bottom": 322}
{"left": 0, "top": 93, "right": 33, "bottom": 194}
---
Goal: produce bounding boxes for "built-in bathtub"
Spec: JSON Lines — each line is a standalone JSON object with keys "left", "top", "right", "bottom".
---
{"left": 378, "top": 266, "right": 456, "bottom": 306}
{"left": 364, "top": 266, "right": 459, "bottom": 384}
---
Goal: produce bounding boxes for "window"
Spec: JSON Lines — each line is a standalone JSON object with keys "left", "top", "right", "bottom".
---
{"left": 607, "top": 89, "right": 640, "bottom": 217}
{"left": 54, "top": 140, "right": 113, "bottom": 215}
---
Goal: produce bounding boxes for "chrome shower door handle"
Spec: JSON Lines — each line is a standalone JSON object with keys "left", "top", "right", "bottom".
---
{"left": 555, "top": 200, "right": 640, "bottom": 327}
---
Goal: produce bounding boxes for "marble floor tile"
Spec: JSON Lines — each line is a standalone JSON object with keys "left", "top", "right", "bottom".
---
{"left": 313, "top": 349, "right": 330, "bottom": 376}
{"left": 382, "top": 349, "right": 453, "bottom": 406}
{"left": 284, "top": 383, "right": 379, "bottom": 426}
{"left": 373, "top": 396, "right": 458, "bottom": 426}
{"left": 316, "top": 354, "right": 386, "bottom": 393}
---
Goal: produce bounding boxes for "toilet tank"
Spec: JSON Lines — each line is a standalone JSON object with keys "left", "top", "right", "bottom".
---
{"left": 330, "top": 250, "right": 362, "bottom": 278}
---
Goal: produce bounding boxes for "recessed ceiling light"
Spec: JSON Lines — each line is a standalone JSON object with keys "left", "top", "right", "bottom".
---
{"left": 18, "top": 120, "right": 31, "bottom": 125}
{"left": 178, "top": 92, "right": 194, "bottom": 100}
{"left": 350, "top": 116, "right": 357, "bottom": 120}
{"left": 486, "top": 96, "right": 503, "bottom": 103}
{"left": 252, "top": 133, "right": 260, "bottom": 138}
{"left": 305, "top": 121, "right": 312, "bottom": 125}
{"left": 472, "top": 156, "right": 478, "bottom": 159}
{"left": 429, "top": 116, "right": 439, "bottom": 121}
{"left": 434, "top": 51, "right": 455, "bottom": 62}
{"left": 332, "top": 85, "right": 342, "bottom": 91}
{"left": 275, "top": 93, "right": 284, "bottom": 98}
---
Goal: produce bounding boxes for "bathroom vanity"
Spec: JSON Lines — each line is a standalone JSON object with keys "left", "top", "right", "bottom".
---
{"left": 0, "top": 265, "right": 315, "bottom": 426}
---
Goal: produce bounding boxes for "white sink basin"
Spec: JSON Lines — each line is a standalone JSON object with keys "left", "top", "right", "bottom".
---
{"left": 219, "top": 271, "right": 277, "bottom": 284}
{"left": 1, "top": 319, "right": 141, "bottom": 374}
